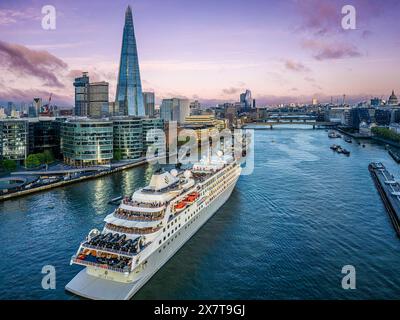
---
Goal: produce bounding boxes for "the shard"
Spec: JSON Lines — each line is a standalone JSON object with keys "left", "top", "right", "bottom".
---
{"left": 115, "top": 6, "right": 145, "bottom": 116}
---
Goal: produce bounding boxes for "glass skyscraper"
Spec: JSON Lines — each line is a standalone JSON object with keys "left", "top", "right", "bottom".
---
{"left": 115, "top": 6, "right": 145, "bottom": 117}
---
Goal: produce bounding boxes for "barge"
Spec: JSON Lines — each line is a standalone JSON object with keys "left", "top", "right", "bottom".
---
{"left": 368, "top": 162, "right": 400, "bottom": 237}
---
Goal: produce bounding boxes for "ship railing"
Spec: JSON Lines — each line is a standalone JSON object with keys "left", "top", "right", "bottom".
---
{"left": 71, "top": 256, "right": 131, "bottom": 275}
{"left": 122, "top": 199, "right": 166, "bottom": 208}
{"left": 105, "top": 223, "right": 162, "bottom": 235}
{"left": 114, "top": 208, "right": 165, "bottom": 221}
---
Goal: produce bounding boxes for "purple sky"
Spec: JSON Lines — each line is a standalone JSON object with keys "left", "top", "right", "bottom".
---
{"left": 0, "top": 0, "right": 399, "bottom": 106}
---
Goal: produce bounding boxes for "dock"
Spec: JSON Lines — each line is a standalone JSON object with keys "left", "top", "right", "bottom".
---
{"left": 388, "top": 148, "right": 400, "bottom": 163}
{"left": 369, "top": 162, "right": 400, "bottom": 237}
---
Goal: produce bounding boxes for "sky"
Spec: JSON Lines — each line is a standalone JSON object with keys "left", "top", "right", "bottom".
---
{"left": 0, "top": 0, "right": 399, "bottom": 107}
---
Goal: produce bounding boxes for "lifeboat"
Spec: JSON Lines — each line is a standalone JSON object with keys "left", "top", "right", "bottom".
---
{"left": 174, "top": 201, "right": 187, "bottom": 212}
{"left": 184, "top": 192, "right": 199, "bottom": 204}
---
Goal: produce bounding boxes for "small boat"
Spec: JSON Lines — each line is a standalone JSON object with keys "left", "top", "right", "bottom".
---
{"left": 362, "top": 144, "right": 366, "bottom": 148}
{"left": 344, "top": 137, "right": 352, "bottom": 143}
{"left": 328, "top": 131, "right": 341, "bottom": 138}
{"left": 337, "top": 147, "right": 343, "bottom": 153}
{"left": 108, "top": 196, "right": 123, "bottom": 205}
{"left": 330, "top": 144, "right": 339, "bottom": 150}
{"left": 342, "top": 149, "right": 350, "bottom": 156}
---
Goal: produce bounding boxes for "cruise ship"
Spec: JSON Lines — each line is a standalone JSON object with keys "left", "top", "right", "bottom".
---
{"left": 65, "top": 151, "right": 242, "bottom": 299}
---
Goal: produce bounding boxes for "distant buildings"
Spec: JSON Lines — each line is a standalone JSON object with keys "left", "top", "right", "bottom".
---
{"left": 388, "top": 90, "right": 398, "bottom": 106}
{"left": 160, "top": 98, "right": 190, "bottom": 123}
{"left": 240, "top": 90, "right": 253, "bottom": 111}
{"left": 115, "top": 6, "right": 145, "bottom": 116}
{"left": 143, "top": 92, "right": 155, "bottom": 117}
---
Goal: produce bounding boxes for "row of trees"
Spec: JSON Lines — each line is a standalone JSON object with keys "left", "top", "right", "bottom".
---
{"left": 25, "top": 150, "right": 55, "bottom": 168}
{"left": 371, "top": 127, "right": 400, "bottom": 143}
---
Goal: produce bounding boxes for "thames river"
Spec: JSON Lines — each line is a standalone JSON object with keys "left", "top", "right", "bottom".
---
{"left": 1, "top": 126, "right": 400, "bottom": 299}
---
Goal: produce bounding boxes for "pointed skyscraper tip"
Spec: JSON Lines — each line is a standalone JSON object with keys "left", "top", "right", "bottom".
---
{"left": 116, "top": 4, "right": 145, "bottom": 116}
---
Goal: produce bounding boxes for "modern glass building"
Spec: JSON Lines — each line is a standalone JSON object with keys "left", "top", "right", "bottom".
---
{"left": 112, "top": 117, "right": 143, "bottom": 160}
{"left": 115, "top": 6, "right": 145, "bottom": 117}
{"left": 143, "top": 92, "right": 155, "bottom": 117}
{"left": 73, "top": 72, "right": 90, "bottom": 117}
{"left": 160, "top": 98, "right": 190, "bottom": 123}
{"left": 142, "top": 118, "right": 165, "bottom": 157}
{"left": 61, "top": 118, "right": 113, "bottom": 166}
{"left": 28, "top": 118, "right": 61, "bottom": 159}
{"left": 0, "top": 119, "right": 28, "bottom": 163}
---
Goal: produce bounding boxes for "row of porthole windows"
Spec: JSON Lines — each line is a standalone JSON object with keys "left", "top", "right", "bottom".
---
{"left": 159, "top": 223, "right": 181, "bottom": 245}
{"left": 159, "top": 232, "right": 181, "bottom": 253}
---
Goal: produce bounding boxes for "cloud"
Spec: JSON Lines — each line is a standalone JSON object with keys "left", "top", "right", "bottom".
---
{"left": 302, "top": 39, "right": 362, "bottom": 60}
{"left": 0, "top": 40, "right": 68, "bottom": 87}
{"left": 284, "top": 59, "right": 310, "bottom": 73}
{"left": 0, "top": 8, "right": 40, "bottom": 26}
{"left": 222, "top": 87, "right": 242, "bottom": 95}
{"left": 296, "top": 0, "right": 341, "bottom": 36}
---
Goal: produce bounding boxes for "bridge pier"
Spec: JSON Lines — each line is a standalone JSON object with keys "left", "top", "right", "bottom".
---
{"left": 313, "top": 124, "right": 315, "bottom": 129}
{"left": 270, "top": 125, "right": 273, "bottom": 130}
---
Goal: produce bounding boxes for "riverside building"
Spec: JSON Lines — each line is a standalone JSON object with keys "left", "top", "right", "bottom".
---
{"left": 61, "top": 118, "right": 113, "bottom": 166}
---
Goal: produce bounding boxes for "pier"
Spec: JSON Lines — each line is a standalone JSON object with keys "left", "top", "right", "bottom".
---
{"left": 369, "top": 162, "right": 400, "bottom": 237}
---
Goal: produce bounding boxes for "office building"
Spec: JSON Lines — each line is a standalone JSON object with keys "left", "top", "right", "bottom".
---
{"left": 61, "top": 118, "right": 113, "bottom": 166}
{"left": 28, "top": 117, "right": 61, "bottom": 159}
{"left": 89, "top": 81, "right": 109, "bottom": 117}
{"left": 112, "top": 117, "right": 143, "bottom": 160}
{"left": 160, "top": 98, "right": 190, "bottom": 123}
{"left": 115, "top": 6, "right": 145, "bottom": 116}
{"left": 74, "top": 72, "right": 90, "bottom": 117}
{"left": 143, "top": 92, "right": 155, "bottom": 117}
{"left": 240, "top": 90, "right": 252, "bottom": 110}
{"left": 0, "top": 119, "right": 29, "bottom": 163}
{"left": 142, "top": 118, "right": 164, "bottom": 156}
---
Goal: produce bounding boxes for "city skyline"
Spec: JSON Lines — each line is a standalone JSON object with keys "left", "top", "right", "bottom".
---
{"left": 0, "top": 0, "right": 399, "bottom": 106}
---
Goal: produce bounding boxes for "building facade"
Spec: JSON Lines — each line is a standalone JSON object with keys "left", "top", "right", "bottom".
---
{"left": 61, "top": 118, "right": 113, "bottom": 166}
{"left": 115, "top": 6, "right": 145, "bottom": 116}
{"left": 89, "top": 82, "right": 109, "bottom": 117}
{"left": 160, "top": 98, "right": 190, "bottom": 123}
{"left": 112, "top": 117, "right": 143, "bottom": 160}
{"left": 143, "top": 92, "right": 155, "bottom": 117}
{"left": 0, "top": 119, "right": 29, "bottom": 163}
{"left": 142, "top": 118, "right": 164, "bottom": 157}
{"left": 74, "top": 72, "right": 90, "bottom": 117}
{"left": 28, "top": 118, "right": 61, "bottom": 159}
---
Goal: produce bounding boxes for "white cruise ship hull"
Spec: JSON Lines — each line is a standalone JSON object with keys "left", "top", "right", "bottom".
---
{"left": 65, "top": 175, "right": 239, "bottom": 300}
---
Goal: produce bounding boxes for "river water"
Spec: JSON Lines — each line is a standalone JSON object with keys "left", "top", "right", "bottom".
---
{"left": 1, "top": 126, "right": 399, "bottom": 299}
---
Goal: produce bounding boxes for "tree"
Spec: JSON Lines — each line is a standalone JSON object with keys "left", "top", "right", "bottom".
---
{"left": 25, "top": 154, "right": 41, "bottom": 168}
{"left": 43, "top": 150, "right": 54, "bottom": 164}
{"left": 0, "top": 159, "right": 17, "bottom": 171}
{"left": 113, "top": 149, "right": 122, "bottom": 161}
{"left": 36, "top": 152, "right": 45, "bottom": 164}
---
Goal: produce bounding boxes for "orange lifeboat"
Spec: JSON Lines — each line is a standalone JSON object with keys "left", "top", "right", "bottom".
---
{"left": 184, "top": 192, "right": 199, "bottom": 204}
{"left": 174, "top": 201, "right": 187, "bottom": 212}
